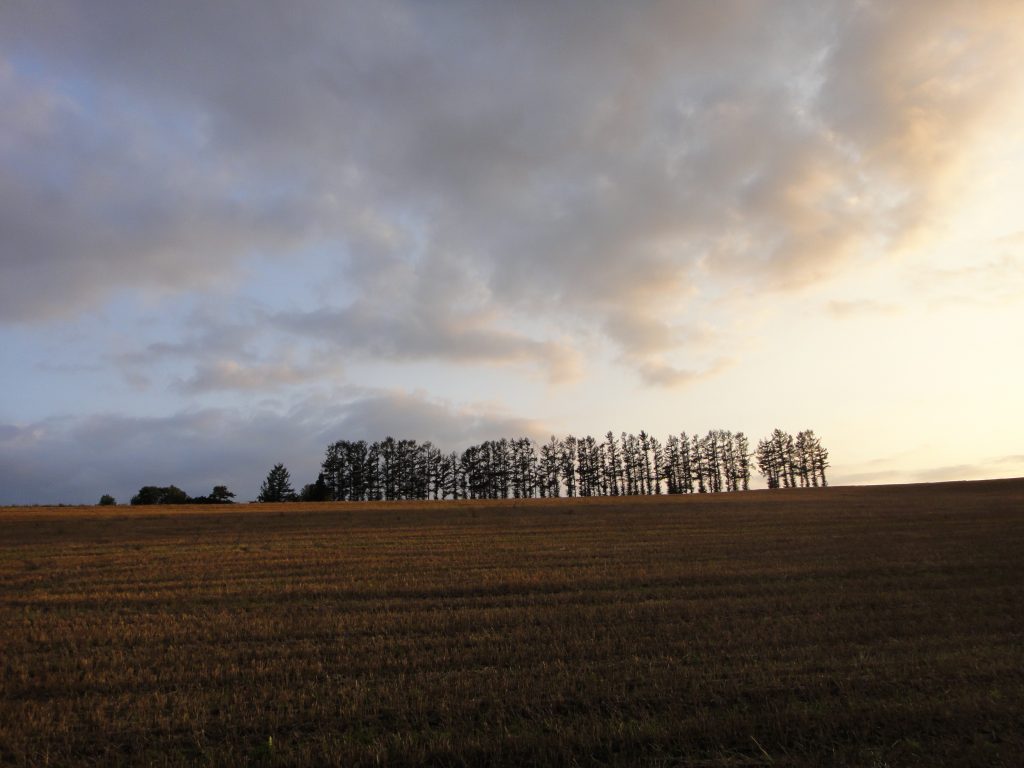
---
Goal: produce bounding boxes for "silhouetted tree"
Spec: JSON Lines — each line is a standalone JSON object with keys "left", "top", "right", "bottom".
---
{"left": 755, "top": 437, "right": 780, "bottom": 489}
{"left": 782, "top": 430, "right": 798, "bottom": 488}
{"left": 678, "top": 433, "right": 694, "bottom": 493}
{"left": 508, "top": 438, "right": 536, "bottom": 499}
{"left": 621, "top": 432, "right": 637, "bottom": 495}
{"left": 459, "top": 445, "right": 481, "bottom": 499}
{"left": 650, "top": 436, "right": 665, "bottom": 494}
{"left": 803, "top": 430, "right": 830, "bottom": 487}
{"left": 709, "top": 432, "right": 722, "bottom": 492}
{"left": 735, "top": 432, "right": 752, "bottom": 491}
{"left": 98, "top": 494, "right": 116, "bottom": 506}
{"left": 664, "top": 435, "right": 681, "bottom": 494}
{"left": 209, "top": 485, "right": 236, "bottom": 503}
{"left": 561, "top": 436, "right": 578, "bottom": 498}
{"left": 577, "top": 436, "right": 602, "bottom": 497}
{"left": 348, "top": 440, "right": 371, "bottom": 500}
{"left": 603, "top": 431, "right": 622, "bottom": 496}
{"left": 258, "top": 463, "right": 296, "bottom": 503}
{"left": 638, "top": 431, "right": 654, "bottom": 495}
{"left": 437, "top": 452, "right": 459, "bottom": 500}
{"left": 538, "top": 437, "right": 560, "bottom": 498}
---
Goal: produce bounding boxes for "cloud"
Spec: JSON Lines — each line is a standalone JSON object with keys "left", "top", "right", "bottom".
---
{"left": 818, "top": 3, "right": 1022, "bottom": 174}
{"left": 0, "top": 390, "right": 553, "bottom": 505}
{"left": 1, "top": 1, "right": 1022, "bottom": 382}
{"left": 826, "top": 299, "right": 901, "bottom": 318}
{"left": 174, "top": 359, "right": 346, "bottom": 394}
{"left": 114, "top": 293, "right": 582, "bottom": 387}
{"left": 119, "top": 309, "right": 263, "bottom": 367}
{"left": 0, "top": 59, "right": 313, "bottom": 323}
{"left": 114, "top": 305, "right": 352, "bottom": 393}
{"left": 909, "top": 250, "right": 1024, "bottom": 309}
{"left": 275, "top": 304, "right": 581, "bottom": 383}
{"left": 635, "top": 357, "right": 735, "bottom": 389}
{"left": 324, "top": 392, "right": 550, "bottom": 450}
{"left": 832, "top": 454, "right": 1024, "bottom": 486}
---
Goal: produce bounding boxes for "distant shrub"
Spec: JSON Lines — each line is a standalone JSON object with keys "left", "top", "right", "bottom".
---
{"left": 98, "top": 494, "right": 117, "bottom": 506}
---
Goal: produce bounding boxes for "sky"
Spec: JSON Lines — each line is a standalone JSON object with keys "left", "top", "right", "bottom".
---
{"left": 1, "top": 1, "right": 1023, "bottom": 504}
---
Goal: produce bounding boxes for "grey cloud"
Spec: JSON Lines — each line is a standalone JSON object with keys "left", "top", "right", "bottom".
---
{"left": 323, "top": 392, "right": 549, "bottom": 451}
{"left": 276, "top": 304, "right": 581, "bottom": 383}
{"left": 118, "top": 294, "right": 581, "bottom": 387}
{"left": 603, "top": 312, "right": 683, "bottom": 357}
{"left": 174, "top": 359, "right": 346, "bottom": 394}
{"left": 0, "top": 390, "right": 552, "bottom": 505}
{"left": 120, "top": 312, "right": 262, "bottom": 367}
{"left": 114, "top": 306, "right": 333, "bottom": 394}
{"left": 0, "top": 63, "right": 312, "bottom": 322}
{"left": 2, "top": 1, "right": 1020, "bottom": 381}
{"left": 0, "top": 407, "right": 331, "bottom": 505}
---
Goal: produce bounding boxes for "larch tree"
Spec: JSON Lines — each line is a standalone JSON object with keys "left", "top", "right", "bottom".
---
{"left": 560, "top": 436, "right": 578, "bottom": 498}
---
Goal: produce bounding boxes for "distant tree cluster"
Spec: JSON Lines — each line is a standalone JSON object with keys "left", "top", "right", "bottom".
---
{"left": 129, "top": 484, "right": 236, "bottom": 505}
{"left": 308, "top": 430, "right": 820, "bottom": 502}
{"left": 755, "top": 429, "right": 830, "bottom": 489}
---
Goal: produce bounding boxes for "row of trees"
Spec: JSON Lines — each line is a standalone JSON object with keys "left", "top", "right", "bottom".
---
{"left": 121, "top": 429, "right": 829, "bottom": 506}
{"left": 755, "top": 429, "right": 830, "bottom": 488}
{"left": 303, "top": 429, "right": 826, "bottom": 502}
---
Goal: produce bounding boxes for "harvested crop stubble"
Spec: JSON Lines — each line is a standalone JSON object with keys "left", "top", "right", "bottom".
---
{"left": 1, "top": 479, "right": 1023, "bottom": 766}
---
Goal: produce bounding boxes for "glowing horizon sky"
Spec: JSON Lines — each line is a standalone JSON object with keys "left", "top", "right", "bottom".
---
{"left": 1, "top": 1, "right": 1022, "bottom": 503}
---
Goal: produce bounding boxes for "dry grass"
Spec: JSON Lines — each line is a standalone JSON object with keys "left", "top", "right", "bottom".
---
{"left": 1, "top": 480, "right": 1022, "bottom": 766}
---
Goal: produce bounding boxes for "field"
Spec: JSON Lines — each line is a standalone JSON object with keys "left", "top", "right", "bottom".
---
{"left": 1, "top": 480, "right": 1022, "bottom": 767}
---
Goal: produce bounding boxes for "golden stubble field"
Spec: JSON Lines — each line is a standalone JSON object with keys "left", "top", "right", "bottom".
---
{"left": 1, "top": 480, "right": 1022, "bottom": 767}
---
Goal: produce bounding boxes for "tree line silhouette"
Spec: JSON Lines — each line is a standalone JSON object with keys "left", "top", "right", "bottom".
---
{"left": 314, "top": 429, "right": 827, "bottom": 502}
{"left": 127, "top": 484, "right": 236, "bottom": 505}
{"left": 755, "top": 429, "right": 831, "bottom": 489}
{"left": 121, "top": 429, "right": 828, "bottom": 505}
